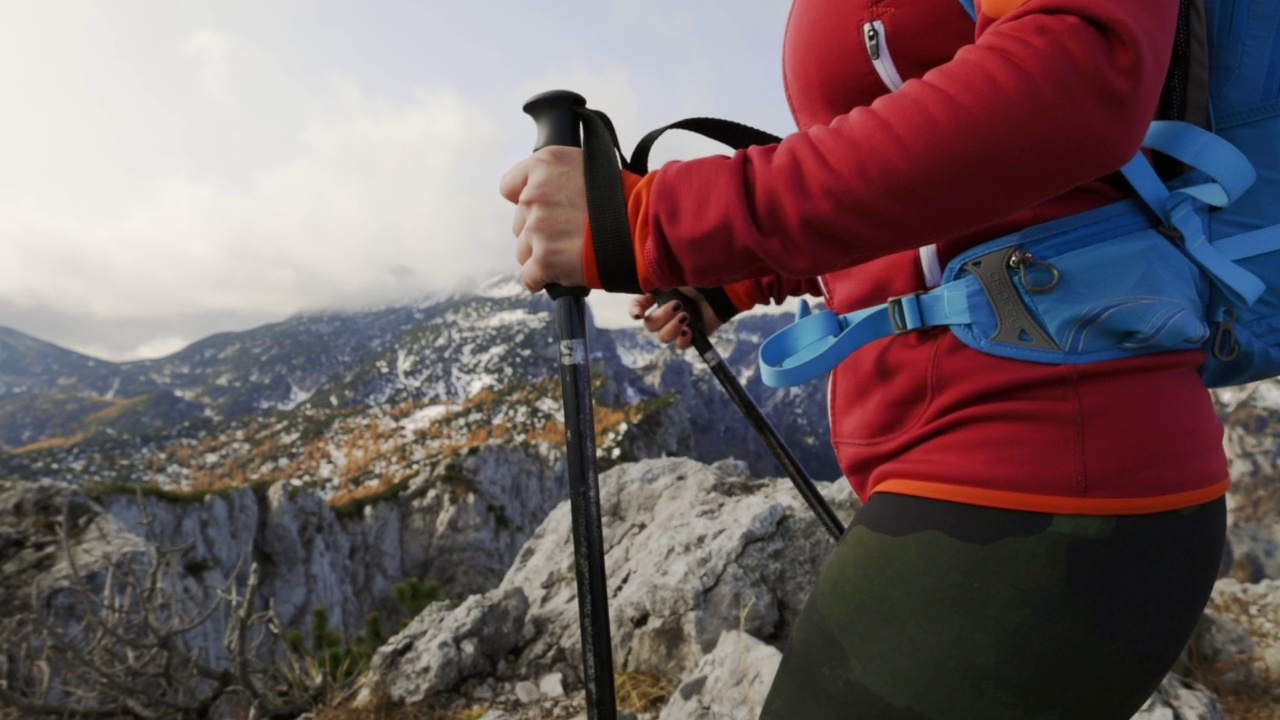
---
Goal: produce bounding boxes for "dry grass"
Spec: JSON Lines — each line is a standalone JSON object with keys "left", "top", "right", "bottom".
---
{"left": 314, "top": 695, "right": 488, "bottom": 720}
{"left": 312, "top": 667, "right": 675, "bottom": 720}
{"left": 1182, "top": 581, "right": 1280, "bottom": 720}
{"left": 12, "top": 432, "right": 87, "bottom": 453}
{"left": 1185, "top": 653, "right": 1280, "bottom": 720}
{"left": 328, "top": 473, "right": 406, "bottom": 510}
{"left": 1220, "top": 695, "right": 1280, "bottom": 720}
{"left": 615, "top": 672, "right": 674, "bottom": 714}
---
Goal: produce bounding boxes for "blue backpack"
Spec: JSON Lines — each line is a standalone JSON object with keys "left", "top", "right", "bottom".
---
{"left": 760, "top": 0, "right": 1280, "bottom": 390}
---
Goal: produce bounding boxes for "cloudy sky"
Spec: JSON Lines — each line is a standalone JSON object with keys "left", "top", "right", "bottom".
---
{"left": 0, "top": 0, "right": 796, "bottom": 360}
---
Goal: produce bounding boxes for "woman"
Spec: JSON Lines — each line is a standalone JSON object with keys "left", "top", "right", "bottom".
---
{"left": 500, "top": 1, "right": 1227, "bottom": 717}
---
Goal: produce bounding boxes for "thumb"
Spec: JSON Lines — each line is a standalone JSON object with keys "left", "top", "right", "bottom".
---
{"left": 629, "top": 294, "right": 658, "bottom": 320}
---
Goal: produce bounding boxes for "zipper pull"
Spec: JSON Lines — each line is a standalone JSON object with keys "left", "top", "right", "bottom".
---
{"left": 864, "top": 23, "right": 880, "bottom": 61}
{"left": 1009, "top": 249, "right": 1060, "bottom": 293}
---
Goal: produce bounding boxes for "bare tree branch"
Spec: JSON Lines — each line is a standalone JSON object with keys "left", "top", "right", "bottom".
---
{"left": 1, "top": 490, "right": 324, "bottom": 719}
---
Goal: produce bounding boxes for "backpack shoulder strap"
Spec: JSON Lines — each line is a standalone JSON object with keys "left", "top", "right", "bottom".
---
{"left": 957, "top": 0, "right": 976, "bottom": 21}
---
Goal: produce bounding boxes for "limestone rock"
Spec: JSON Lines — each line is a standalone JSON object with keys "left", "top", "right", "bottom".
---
{"left": 361, "top": 586, "right": 529, "bottom": 705}
{"left": 1176, "top": 611, "right": 1258, "bottom": 692}
{"left": 94, "top": 442, "right": 566, "bottom": 640}
{"left": 361, "top": 456, "right": 858, "bottom": 706}
{"left": 1130, "top": 675, "right": 1224, "bottom": 720}
{"left": 1204, "top": 578, "right": 1280, "bottom": 693}
{"left": 659, "top": 630, "right": 781, "bottom": 720}
{"left": 539, "top": 672, "right": 566, "bottom": 699}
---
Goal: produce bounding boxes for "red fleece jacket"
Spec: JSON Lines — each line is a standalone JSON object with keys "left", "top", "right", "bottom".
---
{"left": 611, "top": 0, "right": 1228, "bottom": 512}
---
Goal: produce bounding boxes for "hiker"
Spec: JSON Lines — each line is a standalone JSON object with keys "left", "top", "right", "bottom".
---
{"left": 501, "top": 1, "right": 1227, "bottom": 718}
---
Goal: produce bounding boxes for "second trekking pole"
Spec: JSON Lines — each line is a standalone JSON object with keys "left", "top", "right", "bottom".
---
{"left": 522, "top": 89, "right": 617, "bottom": 720}
{"left": 657, "top": 289, "right": 846, "bottom": 540}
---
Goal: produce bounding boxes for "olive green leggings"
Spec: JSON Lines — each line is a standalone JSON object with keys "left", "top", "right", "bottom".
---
{"left": 760, "top": 492, "right": 1225, "bottom": 720}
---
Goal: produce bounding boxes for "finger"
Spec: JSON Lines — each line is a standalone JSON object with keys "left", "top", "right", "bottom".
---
{"left": 515, "top": 232, "right": 532, "bottom": 266}
{"left": 510, "top": 204, "right": 527, "bottom": 240}
{"left": 674, "top": 326, "right": 694, "bottom": 350}
{"left": 499, "top": 157, "right": 532, "bottom": 204}
{"left": 643, "top": 300, "right": 685, "bottom": 333}
{"left": 629, "top": 294, "right": 658, "bottom": 320}
{"left": 518, "top": 248, "right": 546, "bottom": 293}
{"left": 655, "top": 317, "right": 686, "bottom": 345}
{"left": 519, "top": 263, "right": 545, "bottom": 293}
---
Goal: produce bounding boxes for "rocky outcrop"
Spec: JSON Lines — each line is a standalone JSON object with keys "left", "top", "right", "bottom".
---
{"left": 359, "top": 457, "right": 1280, "bottom": 720}
{"left": 92, "top": 441, "right": 566, "bottom": 639}
{"left": 359, "top": 457, "right": 858, "bottom": 708}
{"left": 1214, "top": 381, "right": 1280, "bottom": 582}
{"left": 1131, "top": 676, "right": 1225, "bottom": 720}
{"left": 8, "top": 444, "right": 1279, "bottom": 719}
{"left": 1201, "top": 578, "right": 1280, "bottom": 700}
{"left": 658, "top": 631, "right": 781, "bottom": 720}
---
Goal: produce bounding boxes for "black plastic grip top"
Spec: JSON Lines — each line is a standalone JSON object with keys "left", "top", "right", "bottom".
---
{"left": 523, "top": 90, "right": 590, "bottom": 300}
{"left": 524, "top": 90, "right": 587, "bottom": 151}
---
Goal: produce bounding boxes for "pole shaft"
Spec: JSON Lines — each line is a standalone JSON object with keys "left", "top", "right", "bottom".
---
{"left": 554, "top": 295, "right": 617, "bottom": 720}
{"left": 691, "top": 334, "right": 846, "bottom": 540}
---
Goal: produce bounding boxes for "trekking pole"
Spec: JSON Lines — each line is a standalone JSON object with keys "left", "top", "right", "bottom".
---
{"left": 657, "top": 288, "right": 846, "bottom": 540}
{"left": 522, "top": 89, "right": 617, "bottom": 720}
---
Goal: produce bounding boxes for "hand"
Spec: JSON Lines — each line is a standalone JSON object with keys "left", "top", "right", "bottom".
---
{"left": 499, "top": 146, "right": 588, "bottom": 293}
{"left": 629, "top": 289, "right": 723, "bottom": 351}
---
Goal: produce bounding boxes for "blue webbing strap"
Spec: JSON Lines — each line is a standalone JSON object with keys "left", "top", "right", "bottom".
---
{"left": 1144, "top": 121, "right": 1256, "bottom": 202}
{"left": 1119, "top": 152, "right": 1172, "bottom": 219}
{"left": 1214, "top": 224, "right": 1280, "bottom": 262}
{"left": 1166, "top": 195, "right": 1264, "bottom": 306}
{"left": 760, "top": 285, "right": 972, "bottom": 388}
{"left": 957, "top": 0, "right": 976, "bottom": 21}
{"left": 1121, "top": 121, "right": 1265, "bottom": 306}
{"left": 1120, "top": 121, "right": 1255, "bottom": 215}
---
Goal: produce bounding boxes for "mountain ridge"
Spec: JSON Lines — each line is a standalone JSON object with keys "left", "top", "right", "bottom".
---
{"left": 0, "top": 281, "right": 842, "bottom": 495}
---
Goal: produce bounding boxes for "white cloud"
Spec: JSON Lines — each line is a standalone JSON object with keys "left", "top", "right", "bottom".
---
{"left": 0, "top": 1, "right": 798, "bottom": 356}
{"left": 184, "top": 30, "right": 231, "bottom": 101}
{"left": 1, "top": 85, "right": 508, "bottom": 321}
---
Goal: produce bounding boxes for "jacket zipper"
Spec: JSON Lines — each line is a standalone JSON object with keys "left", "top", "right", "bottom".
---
{"left": 862, "top": 20, "right": 905, "bottom": 91}
{"left": 919, "top": 245, "right": 943, "bottom": 287}
{"left": 864, "top": 19, "right": 942, "bottom": 287}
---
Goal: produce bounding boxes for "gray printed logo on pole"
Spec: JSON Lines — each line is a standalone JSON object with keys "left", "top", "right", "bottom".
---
{"left": 560, "top": 339, "right": 588, "bottom": 365}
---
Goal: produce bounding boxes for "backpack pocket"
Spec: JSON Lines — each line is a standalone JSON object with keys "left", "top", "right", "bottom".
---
{"left": 946, "top": 204, "right": 1211, "bottom": 366}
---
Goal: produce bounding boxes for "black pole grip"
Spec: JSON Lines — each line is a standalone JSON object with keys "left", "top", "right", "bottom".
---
{"left": 523, "top": 90, "right": 589, "bottom": 301}
{"left": 655, "top": 288, "right": 706, "bottom": 335}
{"left": 524, "top": 89, "right": 586, "bottom": 152}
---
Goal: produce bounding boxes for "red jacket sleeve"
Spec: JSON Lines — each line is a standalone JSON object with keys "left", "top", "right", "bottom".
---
{"left": 640, "top": 0, "right": 1180, "bottom": 289}
{"left": 724, "top": 275, "right": 824, "bottom": 312}
{"left": 583, "top": 169, "right": 822, "bottom": 307}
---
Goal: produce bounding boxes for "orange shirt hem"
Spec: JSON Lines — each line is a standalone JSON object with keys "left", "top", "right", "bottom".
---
{"left": 871, "top": 477, "right": 1230, "bottom": 515}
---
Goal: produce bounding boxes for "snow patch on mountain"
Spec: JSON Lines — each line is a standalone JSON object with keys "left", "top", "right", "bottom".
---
{"left": 479, "top": 308, "right": 543, "bottom": 329}
{"left": 260, "top": 381, "right": 314, "bottom": 411}
{"left": 400, "top": 405, "right": 455, "bottom": 433}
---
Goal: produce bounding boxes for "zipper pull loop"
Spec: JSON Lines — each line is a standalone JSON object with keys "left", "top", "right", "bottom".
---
{"left": 1009, "top": 250, "right": 1060, "bottom": 294}
{"left": 1212, "top": 308, "right": 1241, "bottom": 362}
